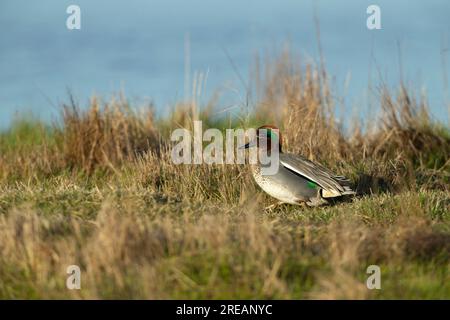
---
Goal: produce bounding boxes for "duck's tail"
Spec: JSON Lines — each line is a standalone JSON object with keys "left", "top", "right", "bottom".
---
{"left": 321, "top": 176, "right": 356, "bottom": 198}
{"left": 341, "top": 185, "right": 356, "bottom": 195}
{"left": 334, "top": 176, "right": 356, "bottom": 195}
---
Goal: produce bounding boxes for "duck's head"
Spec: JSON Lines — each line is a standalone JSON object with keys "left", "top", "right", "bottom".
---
{"left": 240, "top": 125, "right": 282, "bottom": 153}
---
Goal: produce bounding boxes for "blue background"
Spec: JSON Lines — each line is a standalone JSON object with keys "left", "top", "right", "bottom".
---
{"left": 0, "top": 0, "right": 449, "bottom": 127}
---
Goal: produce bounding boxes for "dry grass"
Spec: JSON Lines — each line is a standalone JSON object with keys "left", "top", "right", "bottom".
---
{"left": 0, "top": 51, "right": 448, "bottom": 299}
{"left": 58, "top": 95, "right": 160, "bottom": 173}
{"left": 0, "top": 187, "right": 447, "bottom": 299}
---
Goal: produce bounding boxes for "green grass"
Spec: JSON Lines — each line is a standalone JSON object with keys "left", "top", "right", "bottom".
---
{"left": 0, "top": 117, "right": 53, "bottom": 149}
{"left": 0, "top": 174, "right": 448, "bottom": 299}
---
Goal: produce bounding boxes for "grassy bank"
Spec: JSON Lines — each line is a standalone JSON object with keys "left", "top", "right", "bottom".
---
{"left": 0, "top": 52, "right": 449, "bottom": 299}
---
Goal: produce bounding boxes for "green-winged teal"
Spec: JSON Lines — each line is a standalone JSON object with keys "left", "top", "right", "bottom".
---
{"left": 241, "top": 125, "right": 355, "bottom": 207}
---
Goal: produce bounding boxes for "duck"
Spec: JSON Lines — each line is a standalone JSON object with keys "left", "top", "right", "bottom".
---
{"left": 240, "top": 125, "right": 355, "bottom": 207}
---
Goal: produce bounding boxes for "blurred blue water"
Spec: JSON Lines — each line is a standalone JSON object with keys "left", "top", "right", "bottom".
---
{"left": 0, "top": 0, "right": 449, "bottom": 128}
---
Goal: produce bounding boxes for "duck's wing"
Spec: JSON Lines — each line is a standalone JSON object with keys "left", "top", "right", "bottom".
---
{"left": 279, "top": 153, "right": 355, "bottom": 198}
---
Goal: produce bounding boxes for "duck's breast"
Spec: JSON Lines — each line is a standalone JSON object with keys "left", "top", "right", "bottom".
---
{"left": 252, "top": 165, "right": 319, "bottom": 204}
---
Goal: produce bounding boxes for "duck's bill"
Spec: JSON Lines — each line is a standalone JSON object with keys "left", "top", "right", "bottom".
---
{"left": 239, "top": 139, "right": 256, "bottom": 149}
